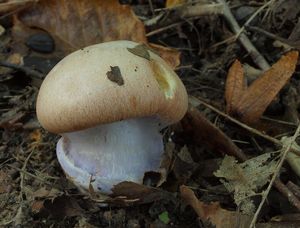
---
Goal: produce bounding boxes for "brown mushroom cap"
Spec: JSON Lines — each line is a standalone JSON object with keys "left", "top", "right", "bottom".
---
{"left": 36, "top": 40, "right": 188, "bottom": 133}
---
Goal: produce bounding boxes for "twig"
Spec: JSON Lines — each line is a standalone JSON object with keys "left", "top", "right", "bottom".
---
{"left": 177, "top": 3, "right": 224, "bottom": 17}
{"left": 0, "top": 158, "right": 14, "bottom": 168}
{"left": 1, "top": 150, "right": 35, "bottom": 226}
{"left": 19, "top": 149, "right": 35, "bottom": 198}
{"left": 147, "top": 1, "right": 270, "bottom": 70}
{"left": 188, "top": 96, "right": 297, "bottom": 153}
{"left": 146, "top": 21, "right": 184, "bottom": 37}
{"left": 273, "top": 179, "right": 300, "bottom": 211}
{"left": 6, "top": 164, "right": 53, "bottom": 184}
{"left": 235, "top": 0, "right": 275, "bottom": 38}
{"left": 0, "top": 60, "right": 44, "bottom": 79}
{"left": 250, "top": 124, "right": 300, "bottom": 227}
{"left": 190, "top": 96, "right": 300, "bottom": 156}
{"left": 261, "top": 116, "right": 297, "bottom": 127}
{"left": 148, "top": 0, "right": 154, "bottom": 16}
{"left": 287, "top": 181, "right": 300, "bottom": 199}
{"left": 246, "top": 25, "right": 300, "bottom": 49}
{"left": 217, "top": 0, "right": 270, "bottom": 71}
{"left": 146, "top": 3, "right": 223, "bottom": 36}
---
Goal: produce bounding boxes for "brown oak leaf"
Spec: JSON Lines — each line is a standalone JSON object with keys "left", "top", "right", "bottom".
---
{"left": 12, "top": 0, "right": 180, "bottom": 68}
{"left": 226, "top": 51, "right": 299, "bottom": 124}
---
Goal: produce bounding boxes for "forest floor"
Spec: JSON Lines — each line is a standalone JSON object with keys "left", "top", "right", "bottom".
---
{"left": 1, "top": 0, "right": 300, "bottom": 227}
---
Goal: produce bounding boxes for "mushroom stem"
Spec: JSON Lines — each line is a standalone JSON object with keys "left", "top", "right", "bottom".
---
{"left": 56, "top": 116, "right": 164, "bottom": 193}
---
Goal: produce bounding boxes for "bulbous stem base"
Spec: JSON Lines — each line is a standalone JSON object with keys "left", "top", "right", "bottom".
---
{"left": 56, "top": 117, "right": 164, "bottom": 193}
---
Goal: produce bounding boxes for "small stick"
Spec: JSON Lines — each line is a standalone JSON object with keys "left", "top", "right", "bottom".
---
{"left": 235, "top": 0, "right": 275, "bottom": 38}
{"left": 148, "top": 0, "right": 155, "bottom": 15}
{"left": 146, "top": 3, "right": 223, "bottom": 37}
{"left": 146, "top": 21, "right": 184, "bottom": 37}
{"left": 147, "top": 1, "right": 270, "bottom": 70}
{"left": 189, "top": 96, "right": 298, "bottom": 154}
{"left": 217, "top": 0, "right": 270, "bottom": 71}
{"left": 192, "top": 96, "right": 300, "bottom": 156}
{"left": 273, "top": 179, "right": 300, "bottom": 211}
{"left": 177, "top": 3, "right": 224, "bottom": 17}
{"left": 6, "top": 164, "right": 53, "bottom": 184}
{"left": 250, "top": 124, "right": 300, "bottom": 227}
{"left": 246, "top": 25, "right": 299, "bottom": 48}
{"left": 287, "top": 181, "right": 300, "bottom": 199}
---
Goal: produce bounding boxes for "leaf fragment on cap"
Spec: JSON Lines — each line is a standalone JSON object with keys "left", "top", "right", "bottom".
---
{"left": 127, "top": 44, "right": 151, "bottom": 60}
{"left": 106, "top": 66, "right": 124, "bottom": 86}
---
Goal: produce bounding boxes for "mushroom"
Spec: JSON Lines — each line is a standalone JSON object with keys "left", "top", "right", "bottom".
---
{"left": 36, "top": 40, "right": 188, "bottom": 194}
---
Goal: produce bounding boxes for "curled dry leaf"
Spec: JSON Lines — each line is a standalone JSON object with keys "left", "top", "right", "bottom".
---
{"left": 15, "top": 0, "right": 146, "bottom": 53}
{"left": 13, "top": 0, "right": 180, "bottom": 68}
{"left": 180, "top": 185, "right": 252, "bottom": 228}
{"left": 226, "top": 51, "right": 299, "bottom": 124}
{"left": 32, "top": 196, "right": 83, "bottom": 218}
{"left": 149, "top": 43, "right": 181, "bottom": 69}
{"left": 31, "top": 186, "right": 61, "bottom": 199}
{"left": 107, "top": 181, "right": 174, "bottom": 206}
{"left": 181, "top": 105, "right": 247, "bottom": 161}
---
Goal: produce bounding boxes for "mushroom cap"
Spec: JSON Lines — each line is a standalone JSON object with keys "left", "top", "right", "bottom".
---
{"left": 36, "top": 40, "right": 188, "bottom": 133}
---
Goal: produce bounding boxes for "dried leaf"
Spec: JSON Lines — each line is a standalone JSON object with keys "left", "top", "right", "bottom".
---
{"left": 180, "top": 185, "right": 252, "bottom": 228}
{"left": 32, "top": 186, "right": 61, "bottom": 199}
{"left": 108, "top": 181, "right": 174, "bottom": 206}
{"left": 0, "top": 0, "right": 35, "bottom": 14}
{"left": 166, "top": 0, "right": 186, "bottom": 8}
{"left": 214, "top": 154, "right": 277, "bottom": 214}
{"left": 127, "top": 43, "right": 181, "bottom": 69}
{"left": 127, "top": 44, "right": 151, "bottom": 60}
{"left": 172, "top": 146, "right": 198, "bottom": 182}
{"left": 13, "top": 0, "right": 180, "bottom": 69}
{"left": 32, "top": 196, "right": 83, "bottom": 218}
{"left": 29, "top": 129, "right": 42, "bottom": 142}
{"left": 31, "top": 200, "right": 44, "bottom": 213}
{"left": 225, "top": 59, "right": 246, "bottom": 113}
{"left": 181, "top": 105, "right": 247, "bottom": 161}
{"left": 149, "top": 43, "right": 181, "bottom": 68}
{"left": 229, "top": 51, "right": 298, "bottom": 123}
{"left": 15, "top": 0, "right": 147, "bottom": 54}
